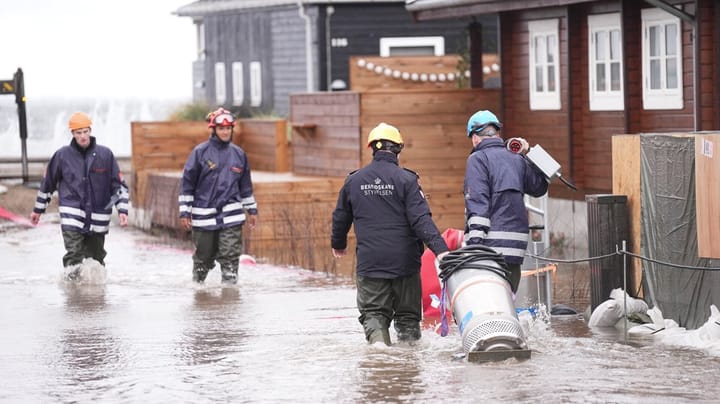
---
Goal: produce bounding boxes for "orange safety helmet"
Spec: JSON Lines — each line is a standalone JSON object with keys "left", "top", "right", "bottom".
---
{"left": 207, "top": 108, "right": 235, "bottom": 128}
{"left": 68, "top": 112, "right": 92, "bottom": 131}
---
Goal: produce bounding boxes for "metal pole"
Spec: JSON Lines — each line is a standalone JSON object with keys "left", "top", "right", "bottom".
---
{"left": 622, "top": 240, "right": 627, "bottom": 342}
{"left": 15, "top": 68, "right": 29, "bottom": 183}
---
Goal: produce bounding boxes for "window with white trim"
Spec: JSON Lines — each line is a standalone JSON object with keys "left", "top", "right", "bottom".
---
{"left": 196, "top": 22, "right": 205, "bottom": 60}
{"left": 379, "top": 36, "right": 445, "bottom": 57}
{"left": 588, "top": 13, "right": 624, "bottom": 111}
{"left": 641, "top": 8, "right": 682, "bottom": 110}
{"left": 214, "top": 62, "right": 226, "bottom": 105}
{"left": 528, "top": 19, "right": 560, "bottom": 110}
{"left": 231, "top": 62, "right": 244, "bottom": 106}
{"left": 250, "top": 61, "right": 262, "bottom": 107}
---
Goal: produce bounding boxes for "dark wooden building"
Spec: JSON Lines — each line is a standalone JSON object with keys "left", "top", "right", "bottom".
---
{"left": 176, "top": 0, "right": 496, "bottom": 116}
{"left": 407, "top": 0, "right": 720, "bottom": 197}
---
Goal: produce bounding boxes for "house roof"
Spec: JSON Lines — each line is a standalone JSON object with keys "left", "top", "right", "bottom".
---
{"left": 405, "top": 0, "right": 595, "bottom": 21}
{"left": 176, "top": 0, "right": 405, "bottom": 17}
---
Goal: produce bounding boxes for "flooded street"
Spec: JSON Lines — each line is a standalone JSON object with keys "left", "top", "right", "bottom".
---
{"left": 2, "top": 216, "right": 720, "bottom": 403}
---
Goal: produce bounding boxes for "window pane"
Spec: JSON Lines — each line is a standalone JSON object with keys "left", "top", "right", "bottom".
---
{"left": 596, "top": 63, "right": 606, "bottom": 91}
{"left": 665, "top": 23, "right": 677, "bottom": 56}
{"left": 595, "top": 31, "right": 607, "bottom": 61}
{"left": 547, "top": 35, "right": 556, "bottom": 64}
{"left": 649, "top": 26, "right": 660, "bottom": 57}
{"left": 666, "top": 57, "right": 678, "bottom": 88}
{"left": 650, "top": 60, "right": 661, "bottom": 89}
{"left": 548, "top": 66, "right": 556, "bottom": 91}
{"left": 535, "top": 66, "right": 544, "bottom": 91}
{"left": 610, "top": 62, "right": 621, "bottom": 91}
{"left": 535, "top": 36, "right": 546, "bottom": 64}
{"left": 610, "top": 30, "right": 621, "bottom": 60}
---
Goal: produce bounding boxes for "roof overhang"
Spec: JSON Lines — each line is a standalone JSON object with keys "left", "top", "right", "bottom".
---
{"left": 406, "top": 0, "right": 595, "bottom": 21}
{"left": 176, "top": 0, "right": 406, "bottom": 17}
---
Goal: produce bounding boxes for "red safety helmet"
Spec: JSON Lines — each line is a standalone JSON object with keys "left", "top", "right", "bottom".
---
{"left": 207, "top": 108, "right": 235, "bottom": 128}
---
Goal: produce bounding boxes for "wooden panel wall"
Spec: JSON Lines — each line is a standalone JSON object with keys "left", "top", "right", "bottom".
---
{"left": 237, "top": 119, "right": 290, "bottom": 172}
{"left": 612, "top": 134, "right": 642, "bottom": 292}
{"left": 695, "top": 134, "right": 720, "bottom": 258}
{"left": 349, "top": 55, "right": 491, "bottom": 92}
{"left": 289, "top": 92, "right": 362, "bottom": 176}
{"left": 697, "top": 0, "right": 719, "bottom": 130}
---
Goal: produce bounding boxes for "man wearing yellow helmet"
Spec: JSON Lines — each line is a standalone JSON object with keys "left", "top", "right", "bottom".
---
{"left": 30, "top": 112, "right": 129, "bottom": 279}
{"left": 331, "top": 122, "right": 449, "bottom": 346}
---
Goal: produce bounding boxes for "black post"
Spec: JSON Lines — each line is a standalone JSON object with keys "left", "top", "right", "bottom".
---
{"left": 586, "top": 194, "right": 631, "bottom": 311}
{"left": 13, "top": 67, "right": 28, "bottom": 184}
{"left": 14, "top": 68, "right": 28, "bottom": 183}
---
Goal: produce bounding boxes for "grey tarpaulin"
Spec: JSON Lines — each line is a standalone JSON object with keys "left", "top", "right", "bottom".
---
{"left": 640, "top": 134, "right": 720, "bottom": 329}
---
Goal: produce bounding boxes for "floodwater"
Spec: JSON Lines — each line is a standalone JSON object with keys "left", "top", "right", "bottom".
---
{"left": 2, "top": 216, "right": 720, "bottom": 403}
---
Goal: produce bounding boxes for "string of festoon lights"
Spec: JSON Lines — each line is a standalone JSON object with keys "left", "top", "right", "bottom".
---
{"left": 356, "top": 58, "right": 500, "bottom": 82}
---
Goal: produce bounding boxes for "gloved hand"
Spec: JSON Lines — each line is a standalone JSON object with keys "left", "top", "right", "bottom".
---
{"left": 506, "top": 137, "right": 529, "bottom": 154}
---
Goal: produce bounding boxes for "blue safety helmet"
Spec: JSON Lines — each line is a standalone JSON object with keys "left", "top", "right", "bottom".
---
{"left": 466, "top": 110, "right": 502, "bottom": 137}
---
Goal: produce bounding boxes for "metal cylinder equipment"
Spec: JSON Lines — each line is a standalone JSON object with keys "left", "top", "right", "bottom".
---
{"left": 439, "top": 246, "right": 528, "bottom": 356}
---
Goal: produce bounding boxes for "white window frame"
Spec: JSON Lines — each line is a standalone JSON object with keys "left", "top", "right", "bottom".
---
{"left": 641, "top": 8, "right": 683, "bottom": 110}
{"left": 231, "top": 62, "right": 244, "bottom": 106}
{"left": 588, "top": 13, "right": 624, "bottom": 111}
{"left": 528, "top": 19, "right": 561, "bottom": 110}
{"left": 196, "top": 21, "right": 205, "bottom": 60}
{"left": 250, "top": 61, "right": 262, "bottom": 107}
{"left": 214, "top": 62, "right": 226, "bottom": 105}
{"left": 379, "top": 36, "right": 445, "bottom": 57}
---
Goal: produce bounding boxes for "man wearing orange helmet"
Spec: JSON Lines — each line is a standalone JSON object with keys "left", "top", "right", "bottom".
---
{"left": 179, "top": 108, "right": 258, "bottom": 284}
{"left": 30, "top": 112, "right": 129, "bottom": 278}
{"left": 331, "top": 122, "right": 449, "bottom": 346}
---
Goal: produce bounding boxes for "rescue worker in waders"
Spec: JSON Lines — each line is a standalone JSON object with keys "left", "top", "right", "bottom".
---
{"left": 331, "top": 123, "right": 449, "bottom": 346}
{"left": 179, "top": 108, "right": 258, "bottom": 284}
{"left": 30, "top": 112, "right": 129, "bottom": 278}
{"left": 463, "top": 110, "right": 548, "bottom": 292}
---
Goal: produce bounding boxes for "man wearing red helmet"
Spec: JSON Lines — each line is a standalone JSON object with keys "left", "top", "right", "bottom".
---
{"left": 179, "top": 108, "right": 258, "bottom": 284}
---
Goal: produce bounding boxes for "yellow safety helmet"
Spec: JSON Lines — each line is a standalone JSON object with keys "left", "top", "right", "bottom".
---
{"left": 68, "top": 112, "right": 92, "bottom": 131}
{"left": 367, "top": 122, "right": 403, "bottom": 148}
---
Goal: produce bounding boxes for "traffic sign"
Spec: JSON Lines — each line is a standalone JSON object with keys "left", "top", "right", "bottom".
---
{"left": 0, "top": 80, "right": 14, "bottom": 94}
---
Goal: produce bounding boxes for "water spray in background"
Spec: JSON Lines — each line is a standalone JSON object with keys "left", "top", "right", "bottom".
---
{"left": 0, "top": 97, "right": 181, "bottom": 159}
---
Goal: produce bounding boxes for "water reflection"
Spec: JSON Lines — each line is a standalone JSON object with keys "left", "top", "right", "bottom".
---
{"left": 356, "top": 350, "right": 425, "bottom": 402}
{"left": 57, "top": 283, "right": 120, "bottom": 384}
{"left": 177, "top": 287, "right": 247, "bottom": 366}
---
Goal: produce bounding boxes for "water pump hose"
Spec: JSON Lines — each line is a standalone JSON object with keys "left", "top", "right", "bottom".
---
{"left": 438, "top": 245, "right": 513, "bottom": 285}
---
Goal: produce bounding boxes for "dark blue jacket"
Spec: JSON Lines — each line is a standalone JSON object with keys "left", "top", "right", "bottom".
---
{"left": 331, "top": 151, "right": 449, "bottom": 279}
{"left": 179, "top": 136, "right": 257, "bottom": 231}
{"left": 464, "top": 137, "right": 548, "bottom": 264}
{"left": 34, "top": 137, "right": 129, "bottom": 234}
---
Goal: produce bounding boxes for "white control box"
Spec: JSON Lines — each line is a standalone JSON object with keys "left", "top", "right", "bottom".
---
{"left": 526, "top": 144, "right": 561, "bottom": 180}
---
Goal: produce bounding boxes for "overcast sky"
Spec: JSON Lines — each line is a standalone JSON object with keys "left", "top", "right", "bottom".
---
{"left": 0, "top": 0, "right": 196, "bottom": 100}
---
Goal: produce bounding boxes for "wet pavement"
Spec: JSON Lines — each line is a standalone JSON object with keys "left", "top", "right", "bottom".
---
{"left": 2, "top": 216, "right": 720, "bottom": 403}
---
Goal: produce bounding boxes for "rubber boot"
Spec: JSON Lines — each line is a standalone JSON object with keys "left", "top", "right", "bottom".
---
{"left": 396, "top": 326, "right": 422, "bottom": 344}
{"left": 367, "top": 328, "right": 392, "bottom": 346}
{"left": 220, "top": 266, "right": 238, "bottom": 285}
{"left": 193, "top": 266, "right": 209, "bottom": 283}
{"left": 64, "top": 263, "right": 81, "bottom": 281}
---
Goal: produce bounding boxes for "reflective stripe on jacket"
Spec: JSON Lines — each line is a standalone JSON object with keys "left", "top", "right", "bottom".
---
{"left": 179, "top": 136, "right": 257, "bottom": 231}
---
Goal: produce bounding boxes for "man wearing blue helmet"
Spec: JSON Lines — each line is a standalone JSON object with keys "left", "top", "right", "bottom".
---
{"left": 463, "top": 110, "right": 548, "bottom": 292}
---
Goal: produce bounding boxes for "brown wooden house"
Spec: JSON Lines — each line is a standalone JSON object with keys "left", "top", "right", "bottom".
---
{"left": 407, "top": 0, "right": 720, "bottom": 199}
